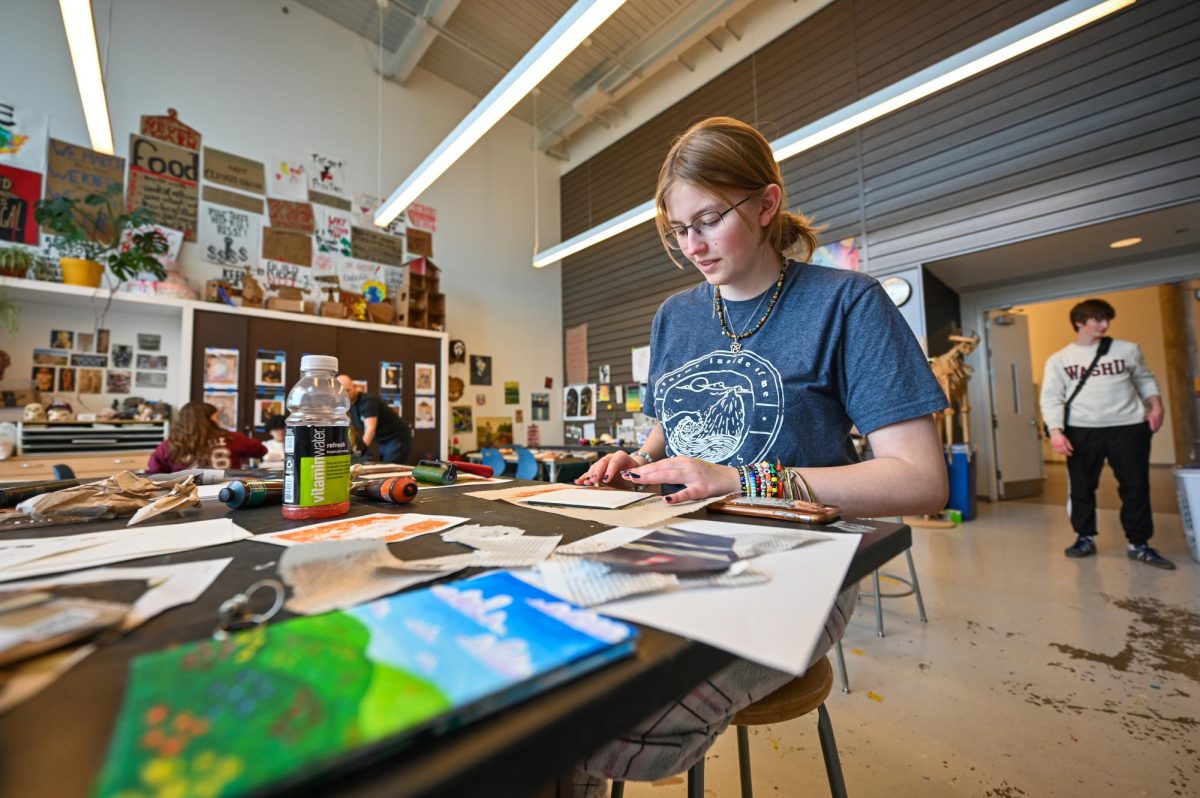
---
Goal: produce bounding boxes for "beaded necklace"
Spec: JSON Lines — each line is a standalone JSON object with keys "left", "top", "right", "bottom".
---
{"left": 713, "top": 263, "right": 788, "bottom": 353}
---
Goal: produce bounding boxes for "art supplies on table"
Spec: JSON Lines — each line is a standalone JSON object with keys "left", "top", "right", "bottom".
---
{"left": 252, "top": 512, "right": 468, "bottom": 547}
{"left": 413, "top": 460, "right": 456, "bottom": 485}
{"left": 0, "top": 479, "right": 82, "bottom": 508}
{"left": 0, "top": 589, "right": 132, "bottom": 667}
{"left": 351, "top": 476, "right": 418, "bottom": 504}
{"left": 219, "top": 480, "right": 285, "bottom": 509}
{"left": 518, "top": 487, "right": 649, "bottom": 510}
{"left": 93, "top": 571, "right": 638, "bottom": 798}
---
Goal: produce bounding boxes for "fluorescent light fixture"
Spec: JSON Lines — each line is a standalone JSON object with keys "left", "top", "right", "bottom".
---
{"left": 59, "top": 0, "right": 114, "bottom": 155}
{"left": 1109, "top": 237, "right": 1142, "bottom": 248}
{"left": 533, "top": 0, "right": 1133, "bottom": 267}
{"left": 376, "top": 0, "right": 626, "bottom": 228}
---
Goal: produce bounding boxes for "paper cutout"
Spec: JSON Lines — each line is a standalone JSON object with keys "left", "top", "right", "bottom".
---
{"left": 202, "top": 147, "right": 265, "bottom": 194}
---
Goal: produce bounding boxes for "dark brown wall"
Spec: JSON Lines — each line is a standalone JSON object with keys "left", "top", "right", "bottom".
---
{"left": 560, "top": 0, "right": 1200, "bottom": 434}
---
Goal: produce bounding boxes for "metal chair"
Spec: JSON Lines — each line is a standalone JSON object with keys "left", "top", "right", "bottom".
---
{"left": 480, "top": 448, "right": 507, "bottom": 477}
{"left": 513, "top": 445, "right": 542, "bottom": 481}
{"left": 611, "top": 656, "right": 847, "bottom": 798}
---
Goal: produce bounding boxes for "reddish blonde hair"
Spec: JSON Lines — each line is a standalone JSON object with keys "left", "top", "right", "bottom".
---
{"left": 655, "top": 117, "right": 820, "bottom": 268}
{"left": 166, "top": 401, "right": 224, "bottom": 466}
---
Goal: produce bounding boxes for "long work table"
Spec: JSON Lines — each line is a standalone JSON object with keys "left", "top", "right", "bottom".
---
{"left": 0, "top": 480, "right": 911, "bottom": 798}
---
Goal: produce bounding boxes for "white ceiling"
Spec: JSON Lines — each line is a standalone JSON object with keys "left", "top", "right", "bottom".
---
{"left": 925, "top": 202, "right": 1200, "bottom": 294}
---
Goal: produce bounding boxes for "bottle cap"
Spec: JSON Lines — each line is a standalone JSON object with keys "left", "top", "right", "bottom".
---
{"left": 300, "top": 355, "right": 339, "bottom": 372}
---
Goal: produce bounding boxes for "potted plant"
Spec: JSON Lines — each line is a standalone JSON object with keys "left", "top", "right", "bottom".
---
{"left": 0, "top": 246, "right": 35, "bottom": 279}
{"left": 34, "top": 184, "right": 168, "bottom": 288}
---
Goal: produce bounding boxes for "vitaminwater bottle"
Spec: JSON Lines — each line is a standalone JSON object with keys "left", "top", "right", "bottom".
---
{"left": 282, "top": 355, "right": 351, "bottom": 520}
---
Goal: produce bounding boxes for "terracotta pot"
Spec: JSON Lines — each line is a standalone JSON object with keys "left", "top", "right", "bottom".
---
{"left": 60, "top": 258, "right": 104, "bottom": 288}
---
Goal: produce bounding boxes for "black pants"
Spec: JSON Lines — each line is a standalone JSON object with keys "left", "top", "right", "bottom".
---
{"left": 1065, "top": 423, "right": 1153, "bottom": 545}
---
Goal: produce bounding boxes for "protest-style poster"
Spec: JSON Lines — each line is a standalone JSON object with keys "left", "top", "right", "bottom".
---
{"left": 255, "top": 350, "right": 286, "bottom": 388}
{"left": 314, "top": 204, "right": 353, "bottom": 256}
{"left": 337, "top": 257, "right": 393, "bottom": 303}
{"left": 405, "top": 227, "right": 432, "bottom": 258}
{"left": 262, "top": 227, "right": 313, "bottom": 267}
{"left": 127, "top": 134, "right": 199, "bottom": 241}
{"left": 351, "top": 193, "right": 378, "bottom": 227}
{"left": 0, "top": 164, "right": 42, "bottom": 245}
{"left": 202, "top": 184, "right": 262, "bottom": 214}
{"left": 257, "top": 259, "right": 313, "bottom": 291}
{"left": 351, "top": 225, "right": 405, "bottom": 266}
{"left": 0, "top": 102, "right": 48, "bottom": 171}
{"left": 309, "top": 152, "right": 346, "bottom": 199}
{"left": 45, "top": 138, "right": 125, "bottom": 236}
{"left": 202, "top": 147, "right": 265, "bottom": 194}
{"left": 198, "top": 202, "right": 259, "bottom": 267}
{"left": 406, "top": 202, "right": 437, "bottom": 232}
{"left": 269, "top": 156, "right": 307, "bottom": 200}
{"left": 140, "top": 108, "right": 201, "bottom": 151}
{"left": 268, "top": 198, "right": 315, "bottom": 234}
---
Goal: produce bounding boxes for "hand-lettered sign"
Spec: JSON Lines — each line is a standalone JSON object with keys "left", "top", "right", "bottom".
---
{"left": 127, "top": 133, "right": 200, "bottom": 241}
{"left": 203, "top": 147, "right": 265, "bottom": 194}
{"left": 352, "top": 225, "right": 406, "bottom": 266}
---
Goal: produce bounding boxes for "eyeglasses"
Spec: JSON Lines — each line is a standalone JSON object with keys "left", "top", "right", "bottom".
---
{"left": 664, "top": 195, "right": 756, "bottom": 250}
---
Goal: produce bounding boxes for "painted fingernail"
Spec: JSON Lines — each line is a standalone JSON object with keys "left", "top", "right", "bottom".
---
{"left": 602, "top": 474, "right": 611, "bottom": 482}
{"left": 664, "top": 495, "right": 674, "bottom": 503}
{"left": 622, "top": 471, "right": 640, "bottom": 480}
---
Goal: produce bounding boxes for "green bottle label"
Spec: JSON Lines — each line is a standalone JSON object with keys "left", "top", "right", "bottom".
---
{"left": 284, "top": 426, "right": 350, "bottom": 506}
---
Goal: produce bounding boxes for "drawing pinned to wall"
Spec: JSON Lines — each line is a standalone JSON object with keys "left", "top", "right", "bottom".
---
{"left": 337, "top": 257, "right": 389, "bottom": 303}
{"left": 96, "top": 329, "right": 110, "bottom": 354}
{"left": 255, "top": 350, "right": 286, "bottom": 387}
{"left": 414, "top": 397, "right": 436, "bottom": 429}
{"left": 476, "top": 416, "right": 512, "bottom": 448}
{"left": 0, "top": 164, "right": 42, "bottom": 245}
{"left": 204, "top": 390, "right": 237, "bottom": 428}
{"left": 630, "top": 346, "right": 650, "bottom": 384}
{"left": 267, "top": 198, "right": 315, "bottom": 234}
{"left": 127, "top": 133, "right": 199, "bottom": 240}
{"left": 254, "top": 393, "right": 284, "bottom": 431}
{"left": 470, "top": 355, "right": 492, "bottom": 386}
{"left": 32, "top": 349, "right": 68, "bottom": 366}
{"left": 531, "top": 392, "right": 549, "bottom": 421}
{"left": 203, "top": 347, "right": 239, "bottom": 389}
{"left": 475, "top": 393, "right": 486, "bottom": 407}
{"left": 625, "top": 384, "right": 641, "bottom": 413}
{"left": 415, "top": 363, "right": 436, "bottom": 396}
{"left": 309, "top": 152, "right": 347, "bottom": 201}
{"left": 70, "top": 353, "right": 107, "bottom": 368}
{"left": 314, "top": 205, "right": 353, "bottom": 256}
{"left": 598, "top": 364, "right": 610, "bottom": 384}
{"left": 0, "top": 101, "right": 48, "bottom": 171}
{"left": 57, "top": 368, "right": 75, "bottom": 392}
{"left": 49, "top": 330, "right": 74, "bottom": 350}
{"left": 452, "top": 405, "right": 473, "bottom": 433}
{"left": 504, "top": 381, "right": 520, "bottom": 405}
{"left": 136, "top": 354, "right": 168, "bottom": 370}
{"left": 269, "top": 156, "right": 307, "bottom": 201}
{"left": 379, "top": 361, "right": 402, "bottom": 391}
{"left": 32, "top": 367, "right": 54, "bottom": 392}
{"left": 197, "top": 202, "right": 259, "bottom": 266}
{"left": 137, "top": 333, "right": 161, "bottom": 351}
{"left": 597, "top": 384, "right": 611, "bottom": 404}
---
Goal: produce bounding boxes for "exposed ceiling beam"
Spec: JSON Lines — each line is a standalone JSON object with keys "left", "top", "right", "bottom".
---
{"left": 381, "top": 0, "right": 463, "bottom": 85}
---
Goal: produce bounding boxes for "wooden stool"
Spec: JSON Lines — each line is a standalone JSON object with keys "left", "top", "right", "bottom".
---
{"left": 611, "top": 657, "right": 847, "bottom": 798}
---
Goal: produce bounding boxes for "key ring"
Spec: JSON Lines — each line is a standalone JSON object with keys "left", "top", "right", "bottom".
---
{"left": 213, "top": 578, "right": 285, "bottom": 640}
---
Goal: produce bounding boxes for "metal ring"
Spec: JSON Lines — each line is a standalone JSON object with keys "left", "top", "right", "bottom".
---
{"left": 212, "top": 578, "right": 285, "bottom": 640}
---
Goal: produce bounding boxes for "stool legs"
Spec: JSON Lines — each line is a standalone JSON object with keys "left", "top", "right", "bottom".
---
{"left": 687, "top": 760, "right": 704, "bottom": 798}
{"left": 610, "top": 781, "right": 624, "bottom": 798}
{"left": 736, "top": 725, "right": 754, "bottom": 798}
{"left": 833, "top": 639, "right": 850, "bottom": 694}
{"left": 817, "top": 704, "right": 849, "bottom": 798}
{"left": 872, "top": 570, "right": 885, "bottom": 637}
{"left": 905, "top": 549, "right": 928, "bottom": 623}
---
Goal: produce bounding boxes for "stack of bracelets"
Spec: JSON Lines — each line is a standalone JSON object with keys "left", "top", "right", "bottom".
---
{"left": 737, "top": 461, "right": 818, "bottom": 503}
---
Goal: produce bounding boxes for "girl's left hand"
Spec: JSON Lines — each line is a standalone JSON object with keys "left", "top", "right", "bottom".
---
{"left": 620, "top": 457, "right": 740, "bottom": 503}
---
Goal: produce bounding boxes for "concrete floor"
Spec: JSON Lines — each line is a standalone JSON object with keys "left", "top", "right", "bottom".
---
{"left": 618, "top": 498, "right": 1200, "bottom": 797}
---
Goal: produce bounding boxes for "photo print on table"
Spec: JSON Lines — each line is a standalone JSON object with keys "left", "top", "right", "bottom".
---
{"left": 380, "top": 361, "right": 402, "bottom": 391}
{"left": 49, "top": 330, "right": 74, "bottom": 350}
{"left": 137, "top": 333, "right": 161, "bottom": 351}
{"left": 203, "top": 348, "right": 239, "bottom": 389}
{"left": 415, "top": 363, "right": 436, "bottom": 396}
{"left": 136, "top": 371, "right": 168, "bottom": 390}
{"left": 137, "top": 354, "right": 168, "bottom": 370}
{"left": 470, "top": 355, "right": 491, "bottom": 386}
{"left": 106, "top": 370, "right": 131, "bottom": 394}
{"left": 78, "top": 368, "right": 103, "bottom": 394}
{"left": 111, "top": 345, "right": 133, "bottom": 368}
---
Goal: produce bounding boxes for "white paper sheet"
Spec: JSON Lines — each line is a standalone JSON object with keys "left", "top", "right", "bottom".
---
{"left": 555, "top": 526, "right": 654, "bottom": 555}
{"left": 441, "top": 524, "right": 525, "bottom": 545}
{"left": 520, "top": 488, "right": 650, "bottom": 510}
{"left": 252, "top": 512, "right": 469, "bottom": 547}
{"left": 559, "top": 520, "right": 862, "bottom": 675}
{"left": 402, "top": 534, "right": 561, "bottom": 571}
{"left": 197, "top": 483, "right": 230, "bottom": 500}
{"left": 534, "top": 559, "right": 678, "bottom": 607}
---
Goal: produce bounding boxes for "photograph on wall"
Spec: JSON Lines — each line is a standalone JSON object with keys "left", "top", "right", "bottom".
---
{"left": 71, "top": 353, "right": 108, "bottom": 368}
{"left": 203, "top": 347, "right": 239, "bottom": 389}
{"left": 380, "top": 361, "right": 402, "bottom": 391}
{"left": 111, "top": 345, "right": 133, "bottom": 368}
{"left": 415, "top": 363, "right": 436, "bottom": 396}
{"left": 469, "top": 355, "right": 492, "bottom": 386}
{"left": 136, "top": 372, "right": 168, "bottom": 390}
{"left": 414, "top": 397, "right": 436, "bottom": 430}
{"left": 450, "top": 340, "right": 466, "bottom": 364}
{"left": 255, "top": 350, "right": 286, "bottom": 388}
{"left": 138, "top": 333, "right": 161, "bottom": 351}
{"left": 31, "top": 367, "right": 54, "bottom": 392}
{"left": 77, "top": 333, "right": 94, "bottom": 352}
{"left": 452, "top": 405, "right": 473, "bottom": 434}
{"left": 106, "top": 370, "right": 131, "bottom": 394}
{"left": 204, "top": 390, "right": 237, "bottom": 429}
{"left": 514, "top": 409, "right": 524, "bottom": 424}
{"left": 50, "top": 330, "right": 74, "bottom": 350}
{"left": 563, "top": 384, "right": 597, "bottom": 421}
{"left": 475, "top": 416, "right": 513, "bottom": 449}
{"left": 57, "top": 367, "right": 75, "bottom": 393}
{"left": 504, "top": 381, "right": 520, "bottom": 405}
{"left": 254, "top": 394, "right": 285, "bottom": 431}
{"left": 598, "top": 364, "right": 610, "bottom": 384}
{"left": 137, "top": 354, "right": 168, "bottom": 370}
{"left": 78, "top": 368, "right": 103, "bottom": 394}
{"left": 96, "top": 329, "right": 110, "bottom": 354}
{"left": 531, "top": 392, "right": 550, "bottom": 421}
{"left": 32, "top": 348, "right": 69, "bottom": 366}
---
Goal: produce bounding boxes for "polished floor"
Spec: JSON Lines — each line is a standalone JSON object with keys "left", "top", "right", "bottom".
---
{"left": 618, "top": 494, "right": 1199, "bottom": 797}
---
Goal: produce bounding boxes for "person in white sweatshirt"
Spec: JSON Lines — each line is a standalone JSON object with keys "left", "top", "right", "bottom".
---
{"left": 1039, "top": 298, "right": 1172, "bottom": 569}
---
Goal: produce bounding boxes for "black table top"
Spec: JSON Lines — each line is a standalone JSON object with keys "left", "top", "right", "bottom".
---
{"left": 0, "top": 482, "right": 910, "bottom": 798}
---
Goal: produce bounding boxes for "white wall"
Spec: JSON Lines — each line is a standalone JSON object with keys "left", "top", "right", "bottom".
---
{"left": 4, "top": 0, "right": 562, "bottom": 448}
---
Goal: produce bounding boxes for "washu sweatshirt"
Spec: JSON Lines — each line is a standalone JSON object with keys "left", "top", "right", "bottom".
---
{"left": 1039, "top": 338, "right": 1160, "bottom": 431}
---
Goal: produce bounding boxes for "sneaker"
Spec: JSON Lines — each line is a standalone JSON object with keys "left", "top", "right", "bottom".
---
{"left": 1127, "top": 545, "right": 1176, "bottom": 570}
{"left": 1065, "top": 535, "right": 1097, "bottom": 558}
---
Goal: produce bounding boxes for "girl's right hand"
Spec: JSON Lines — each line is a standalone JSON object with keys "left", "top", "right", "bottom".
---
{"left": 576, "top": 451, "right": 644, "bottom": 488}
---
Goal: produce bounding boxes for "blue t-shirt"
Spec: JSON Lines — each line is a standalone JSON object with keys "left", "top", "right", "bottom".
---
{"left": 646, "top": 262, "right": 947, "bottom": 468}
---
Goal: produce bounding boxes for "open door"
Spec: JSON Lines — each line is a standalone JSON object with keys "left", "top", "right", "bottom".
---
{"left": 986, "top": 311, "right": 1044, "bottom": 498}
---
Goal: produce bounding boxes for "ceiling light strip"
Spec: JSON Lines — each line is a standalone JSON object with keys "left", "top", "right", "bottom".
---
{"left": 532, "top": 0, "right": 1133, "bottom": 268}
{"left": 375, "top": 0, "right": 627, "bottom": 228}
{"left": 59, "top": 0, "right": 115, "bottom": 155}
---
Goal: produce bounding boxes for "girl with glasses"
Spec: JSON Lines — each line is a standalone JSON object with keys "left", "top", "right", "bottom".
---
{"left": 574, "top": 117, "right": 949, "bottom": 795}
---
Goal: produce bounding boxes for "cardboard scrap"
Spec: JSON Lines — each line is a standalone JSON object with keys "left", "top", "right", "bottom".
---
{"left": 352, "top": 225, "right": 405, "bottom": 265}
{"left": 406, "top": 227, "right": 432, "bottom": 257}
{"left": 262, "top": 227, "right": 313, "bottom": 267}
{"left": 268, "top": 198, "right": 315, "bottom": 234}
{"left": 202, "top": 184, "right": 263, "bottom": 214}
{"left": 139, "top": 108, "right": 201, "bottom": 151}
{"left": 202, "top": 147, "right": 265, "bottom": 194}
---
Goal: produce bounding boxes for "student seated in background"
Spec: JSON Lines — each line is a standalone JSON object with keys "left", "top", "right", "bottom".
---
{"left": 262, "top": 414, "right": 287, "bottom": 465}
{"left": 336, "top": 374, "right": 412, "bottom": 464}
{"left": 146, "top": 401, "right": 266, "bottom": 473}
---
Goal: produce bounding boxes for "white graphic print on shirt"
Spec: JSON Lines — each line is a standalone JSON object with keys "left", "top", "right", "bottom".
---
{"left": 654, "top": 349, "right": 784, "bottom": 466}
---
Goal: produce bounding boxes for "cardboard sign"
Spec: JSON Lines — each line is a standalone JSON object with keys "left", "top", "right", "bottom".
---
{"left": 127, "top": 133, "right": 200, "bottom": 241}
{"left": 308, "top": 152, "right": 346, "bottom": 198}
{"left": 267, "top": 198, "right": 315, "bottom": 234}
{"left": 202, "top": 184, "right": 263, "bottom": 214}
{"left": 261, "top": 227, "right": 313, "bottom": 267}
{"left": 315, "top": 205, "right": 353, "bottom": 256}
{"left": 0, "top": 102, "right": 48, "bottom": 171}
{"left": 0, "top": 164, "right": 41, "bottom": 245}
{"left": 269, "top": 156, "right": 307, "bottom": 201}
{"left": 140, "top": 108, "right": 201, "bottom": 151}
{"left": 337, "top": 257, "right": 406, "bottom": 304}
{"left": 352, "top": 225, "right": 405, "bottom": 266}
{"left": 203, "top": 147, "right": 265, "bottom": 194}
{"left": 119, "top": 224, "right": 184, "bottom": 263}
{"left": 407, "top": 202, "right": 437, "bottom": 232}
{"left": 406, "top": 227, "right": 433, "bottom": 257}
{"left": 309, "top": 189, "right": 351, "bottom": 211}
{"left": 259, "top": 258, "right": 313, "bottom": 290}
{"left": 198, "top": 202, "right": 260, "bottom": 267}
{"left": 44, "top": 139, "right": 125, "bottom": 220}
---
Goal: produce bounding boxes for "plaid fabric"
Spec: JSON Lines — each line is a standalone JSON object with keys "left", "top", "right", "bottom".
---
{"left": 574, "top": 586, "right": 859, "bottom": 797}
